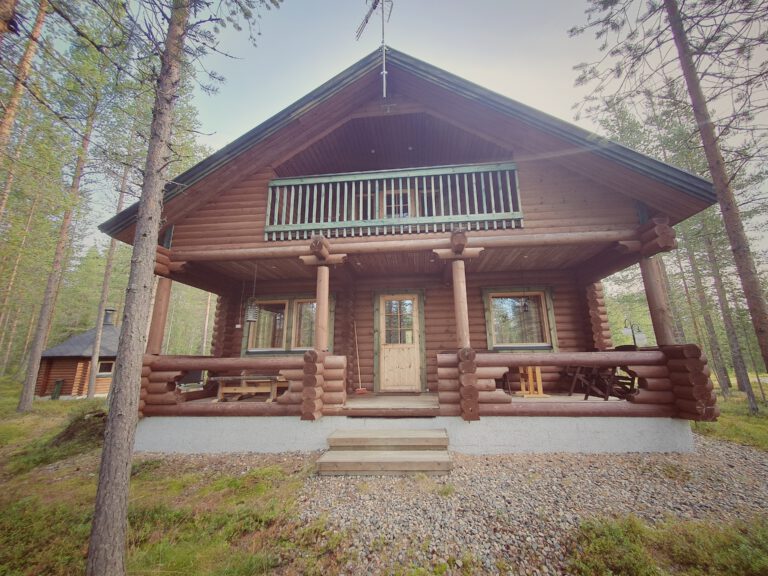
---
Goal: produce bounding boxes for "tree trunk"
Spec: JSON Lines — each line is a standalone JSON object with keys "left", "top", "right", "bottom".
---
{"left": 673, "top": 246, "right": 707, "bottom": 354}
{"left": 17, "top": 102, "right": 96, "bottom": 412}
{"left": 15, "top": 306, "right": 36, "bottom": 378}
{"left": 739, "top": 312, "right": 766, "bottom": 402}
{"left": 86, "top": 3, "right": 190, "bottom": 574}
{"left": 87, "top": 160, "right": 130, "bottom": 398}
{"left": 702, "top": 228, "right": 759, "bottom": 413}
{"left": 0, "top": 0, "right": 46, "bottom": 223}
{"left": 681, "top": 231, "right": 732, "bottom": 396}
{"left": 201, "top": 292, "right": 212, "bottom": 354}
{"left": 1, "top": 309, "right": 19, "bottom": 374}
{"left": 659, "top": 255, "right": 687, "bottom": 342}
{"left": 0, "top": 125, "right": 27, "bottom": 222}
{"left": 0, "top": 188, "right": 40, "bottom": 349}
{"left": 664, "top": 0, "right": 768, "bottom": 373}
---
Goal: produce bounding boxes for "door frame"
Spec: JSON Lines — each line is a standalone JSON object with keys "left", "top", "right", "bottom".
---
{"left": 373, "top": 289, "right": 427, "bottom": 393}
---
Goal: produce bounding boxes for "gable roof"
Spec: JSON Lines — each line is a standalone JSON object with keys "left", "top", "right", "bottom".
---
{"left": 42, "top": 324, "right": 120, "bottom": 358}
{"left": 100, "top": 47, "right": 714, "bottom": 237}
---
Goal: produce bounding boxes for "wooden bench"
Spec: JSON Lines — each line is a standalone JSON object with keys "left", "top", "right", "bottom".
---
{"left": 209, "top": 374, "right": 288, "bottom": 402}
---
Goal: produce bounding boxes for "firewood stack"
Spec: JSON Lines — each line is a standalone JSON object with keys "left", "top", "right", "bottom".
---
{"left": 586, "top": 282, "right": 612, "bottom": 350}
{"left": 301, "top": 349, "right": 325, "bottom": 420}
{"left": 662, "top": 344, "right": 719, "bottom": 421}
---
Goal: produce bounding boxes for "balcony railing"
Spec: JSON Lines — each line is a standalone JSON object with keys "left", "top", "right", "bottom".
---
{"left": 264, "top": 162, "right": 522, "bottom": 241}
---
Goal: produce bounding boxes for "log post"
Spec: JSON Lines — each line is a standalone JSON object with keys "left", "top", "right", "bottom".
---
{"left": 639, "top": 256, "right": 676, "bottom": 346}
{"left": 146, "top": 277, "right": 172, "bottom": 354}
{"left": 452, "top": 260, "right": 471, "bottom": 349}
{"left": 458, "top": 346, "right": 479, "bottom": 421}
{"left": 315, "top": 265, "right": 330, "bottom": 352}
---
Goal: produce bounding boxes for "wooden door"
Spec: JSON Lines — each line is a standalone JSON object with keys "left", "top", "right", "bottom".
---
{"left": 379, "top": 294, "right": 421, "bottom": 392}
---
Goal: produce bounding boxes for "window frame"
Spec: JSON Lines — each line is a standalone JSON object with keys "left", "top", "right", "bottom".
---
{"left": 96, "top": 360, "right": 114, "bottom": 376}
{"left": 291, "top": 298, "right": 317, "bottom": 350}
{"left": 242, "top": 294, "right": 334, "bottom": 355}
{"left": 482, "top": 287, "right": 558, "bottom": 351}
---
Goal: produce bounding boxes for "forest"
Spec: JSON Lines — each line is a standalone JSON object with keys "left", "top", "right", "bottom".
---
{"left": 1, "top": 1, "right": 767, "bottom": 573}
{"left": 1, "top": 0, "right": 766, "bottom": 410}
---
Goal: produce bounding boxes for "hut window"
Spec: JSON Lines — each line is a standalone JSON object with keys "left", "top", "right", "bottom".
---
{"left": 292, "top": 300, "right": 316, "bottom": 349}
{"left": 97, "top": 361, "right": 114, "bottom": 375}
{"left": 483, "top": 289, "right": 556, "bottom": 350}
{"left": 246, "top": 301, "right": 288, "bottom": 350}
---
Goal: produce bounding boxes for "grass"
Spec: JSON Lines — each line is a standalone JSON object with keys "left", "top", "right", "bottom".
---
{"left": 2, "top": 375, "right": 768, "bottom": 575}
{"left": 0, "top": 377, "right": 348, "bottom": 575}
{"left": 694, "top": 392, "right": 768, "bottom": 451}
{"left": 567, "top": 515, "right": 768, "bottom": 576}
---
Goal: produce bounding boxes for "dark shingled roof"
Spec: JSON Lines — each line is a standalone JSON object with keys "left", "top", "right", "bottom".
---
{"left": 99, "top": 47, "right": 715, "bottom": 237}
{"left": 42, "top": 324, "right": 120, "bottom": 358}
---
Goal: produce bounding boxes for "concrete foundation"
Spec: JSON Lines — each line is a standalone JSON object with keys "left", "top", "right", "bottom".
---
{"left": 134, "top": 416, "right": 694, "bottom": 454}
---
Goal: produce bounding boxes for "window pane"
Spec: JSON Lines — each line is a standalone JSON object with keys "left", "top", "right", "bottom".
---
{"left": 97, "top": 361, "right": 114, "bottom": 374}
{"left": 491, "top": 295, "right": 545, "bottom": 345}
{"left": 386, "top": 328, "right": 399, "bottom": 344}
{"left": 248, "top": 302, "right": 286, "bottom": 348}
{"left": 293, "top": 301, "right": 316, "bottom": 348}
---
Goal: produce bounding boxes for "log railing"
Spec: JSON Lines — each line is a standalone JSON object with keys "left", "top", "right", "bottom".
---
{"left": 265, "top": 162, "right": 522, "bottom": 240}
{"left": 140, "top": 353, "right": 347, "bottom": 419}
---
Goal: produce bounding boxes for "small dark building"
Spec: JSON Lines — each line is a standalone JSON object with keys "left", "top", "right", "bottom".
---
{"left": 35, "top": 309, "right": 119, "bottom": 397}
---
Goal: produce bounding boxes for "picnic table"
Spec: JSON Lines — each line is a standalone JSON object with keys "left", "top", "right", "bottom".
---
{"left": 208, "top": 374, "right": 288, "bottom": 402}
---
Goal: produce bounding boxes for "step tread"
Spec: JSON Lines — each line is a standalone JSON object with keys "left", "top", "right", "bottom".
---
{"left": 328, "top": 428, "right": 448, "bottom": 448}
{"left": 317, "top": 450, "right": 451, "bottom": 474}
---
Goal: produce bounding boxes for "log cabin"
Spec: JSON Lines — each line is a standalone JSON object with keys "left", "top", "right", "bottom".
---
{"left": 35, "top": 309, "right": 118, "bottom": 397}
{"left": 101, "top": 48, "right": 718, "bottom": 453}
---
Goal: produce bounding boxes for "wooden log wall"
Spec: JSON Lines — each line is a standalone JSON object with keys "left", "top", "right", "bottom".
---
{"left": 141, "top": 355, "right": 306, "bottom": 417}
{"left": 661, "top": 344, "right": 719, "bottom": 421}
{"left": 585, "top": 282, "right": 612, "bottom": 351}
{"left": 168, "top": 157, "right": 639, "bottom": 254}
{"left": 35, "top": 358, "right": 83, "bottom": 397}
{"left": 210, "top": 293, "right": 243, "bottom": 358}
{"left": 301, "top": 349, "right": 324, "bottom": 420}
{"left": 340, "top": 270, "right": 592, "bottom": 395}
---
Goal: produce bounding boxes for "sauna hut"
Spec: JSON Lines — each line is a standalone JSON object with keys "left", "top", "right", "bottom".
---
{"left": 100, "top": 49, "right": 718, "bottom": 452}
{"left": 35, "top": 309, "right": 118, "bottom": 397}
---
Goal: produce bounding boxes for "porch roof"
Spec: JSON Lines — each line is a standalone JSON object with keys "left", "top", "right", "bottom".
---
{"left": 100, "top": 48, "right": 715, "bottom": 239}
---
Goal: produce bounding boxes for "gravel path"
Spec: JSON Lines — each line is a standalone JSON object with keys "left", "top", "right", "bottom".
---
{"left": 297, "top": 436, "right": 768, "bottom": 575}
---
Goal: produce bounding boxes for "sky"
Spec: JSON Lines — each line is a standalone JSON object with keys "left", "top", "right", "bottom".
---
{"left": 192, "top": 0, "right": 601, "bottom": 152}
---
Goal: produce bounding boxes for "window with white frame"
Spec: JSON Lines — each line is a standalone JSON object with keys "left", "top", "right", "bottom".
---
{"left": 97, "top": 360, "right": 114, "bottom": 375}
{"left": 483, "top": 289, "right": 555, "bottom": 350}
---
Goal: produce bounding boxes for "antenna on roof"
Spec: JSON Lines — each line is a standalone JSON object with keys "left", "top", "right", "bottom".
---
{"left": 355, "top": 0, "right": 393, "bottom": 99}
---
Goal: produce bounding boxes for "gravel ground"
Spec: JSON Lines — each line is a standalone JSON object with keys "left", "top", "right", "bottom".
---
{"left": 297, "top": 435, "right": 768, "bottom": 575}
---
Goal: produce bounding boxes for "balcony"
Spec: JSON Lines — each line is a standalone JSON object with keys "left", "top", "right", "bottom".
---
{"left": 264, "top": 162, "right": 522, "bottom": 241}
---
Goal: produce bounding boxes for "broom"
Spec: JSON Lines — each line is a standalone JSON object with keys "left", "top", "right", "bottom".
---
{"left": 353, "top": 320, "right": 367, "bottom": 395}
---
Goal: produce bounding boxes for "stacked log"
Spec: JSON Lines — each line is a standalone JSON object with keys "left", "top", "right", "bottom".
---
{"left": 662, "top": 344, "right": 719, "bottom": 421}
{"left": 458, "top": 347, "right": 480, "bottom": 421}
{"left": 626, "top": 362, "right": 676, "bottom": 405}
{"left": 142, "top": 360, "right": 183, "bottom": 412}
{"left": 276, "top": 368, "right": 304, "bottom": 405}
{"left": 301, "top": 349, "right": 325, "bottom": 420}
{"left": 154, "top": 245, "right": 185, "bottom": 277}
{"left": 586, "top": 282, "right": 612, "bottom": 350}
{"left": 321, "top": 355, "right": 347, "bottom": 407}
{"left": 638, "top": 216, "right": 677, "bottom": 257}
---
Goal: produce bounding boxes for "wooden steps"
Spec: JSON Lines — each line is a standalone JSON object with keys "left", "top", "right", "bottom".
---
{"left": 317, "top": 429, "right": 451, "bottom": 475}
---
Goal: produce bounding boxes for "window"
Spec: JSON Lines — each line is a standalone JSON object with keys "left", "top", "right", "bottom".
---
{"left": 483, "top": 289, "right": 555, "bottom": 350}
{"left": 244, "top": 296, "right": 331, "bottom": 353}
{"left": 292, "top": 300, "right": 316, "bottom": 349}
{"left": 97, "top": 361, "right": 114, "bottom": 375}
{"left": 384, "top": 298, "right": 414, "bottom": 344}
{"left": 246, "top": 301, "right": 287, "bottom": 350}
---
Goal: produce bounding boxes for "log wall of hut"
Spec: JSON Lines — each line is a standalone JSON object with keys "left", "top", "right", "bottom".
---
{"left": 209, "top": 270, "right": 606, "bottom": 393}
{"left": 168, "top": 159, "right": 639, "bottom": 255}
{"left": 35, "top": 358, "right": 112, "bottom": 396}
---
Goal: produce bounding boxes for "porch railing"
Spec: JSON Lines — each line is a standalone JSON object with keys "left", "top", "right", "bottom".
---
{"left": 264, "top": 162, "right": 523, "bottom": 241}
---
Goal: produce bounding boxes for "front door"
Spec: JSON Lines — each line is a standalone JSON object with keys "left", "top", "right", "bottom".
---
{"left": 378, "top": 294, "right": 422, "bottom": 392}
